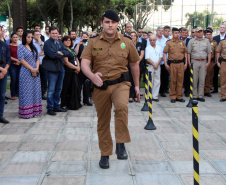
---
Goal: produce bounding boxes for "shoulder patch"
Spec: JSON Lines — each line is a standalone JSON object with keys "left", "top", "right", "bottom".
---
{"left": 124, "top": 33, "right": 132, "bottom": 40}
{"left": 90, "top": 34, "right": 99, "bottom": 38}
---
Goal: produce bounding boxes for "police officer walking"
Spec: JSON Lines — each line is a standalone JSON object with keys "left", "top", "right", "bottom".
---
{"left": 0, "top": 26, "right": 11, "bottom": 124}
{"left": 163, "top": 27, "right": 188, "bottom": 103}
{"left": 204, "top": 28, "right": 217, "bottom": 97}
{"left": 216, "top": 37, "right": 226, "bottom": 102}
{"left": 187, "top": 27, "right": 212, "bottom": 102}
{"left": 81, "top": 10, "right": 140, "bottom": 169}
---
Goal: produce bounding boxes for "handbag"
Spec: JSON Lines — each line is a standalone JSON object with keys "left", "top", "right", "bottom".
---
{"left": 42, "top": 56, "right": 64, "bottom": 72}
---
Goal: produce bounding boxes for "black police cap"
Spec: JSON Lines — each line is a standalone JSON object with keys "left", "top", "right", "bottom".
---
{"left": 172, "top": 27, "right": 179, "bottom": 32}
{"left": 205, "top": 29, "right": 213, "bottom": 33}
{"left": 206, "top": 27, "right": 213, "bottom": 33}
{"left": 102, "top": 10, "right": 119, "bottom": 22}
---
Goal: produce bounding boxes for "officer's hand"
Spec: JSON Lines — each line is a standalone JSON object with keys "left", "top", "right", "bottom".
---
{"left": 165, "top": 65, "right": 170, "bottom": 72}
{"left": 184, "top": 64, "right": 187, "bottom": 71}
{"left": 205, "top": 63, "right": 209, "bottom": 71}
{"left": 135, "top": 86, "right": 140, "bottom": 102}
{"left": 1, "top": 68, "right": 7, "bottom": 76}
{"left": 92, "top": 72, "right": 103, "bottom": 87}
{"left": 217, "top": 62, "right": 221, "bottom": 68}
{"left": 0, "top": 73, "right": 4, "bottom": 79}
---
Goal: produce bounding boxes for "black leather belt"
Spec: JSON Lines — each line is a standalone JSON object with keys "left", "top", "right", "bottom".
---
{"left": 222, "top": 58, "right": 226, "bottom": 62}
{"left": 168, "top": 59, "right": 184, "bottom": 64}
{"left": 95, "top": 72, "right": 130, "bottom": 90}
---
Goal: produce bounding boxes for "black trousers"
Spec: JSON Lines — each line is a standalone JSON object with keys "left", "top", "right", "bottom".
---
{"left": 213, "top": 65, "right": 219, "bottom": 91}
{"left": 78, "top": 71, "right": 89, "bottom": 103}
{"left": 39, "top": 65, "right": 47, "bottom": 96}
{"left": 183, "top": 65, "right": 190, "bottom": 93}
{"left": 129, "top": 68, "right": 135, "bottom": 98}
{"left": 159, "top": 65, "right": 169, "bottom": 93}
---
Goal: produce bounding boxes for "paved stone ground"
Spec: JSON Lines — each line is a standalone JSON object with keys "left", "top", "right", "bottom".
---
{"left": 0, "top": 88, "right": 226, "bottom": 185}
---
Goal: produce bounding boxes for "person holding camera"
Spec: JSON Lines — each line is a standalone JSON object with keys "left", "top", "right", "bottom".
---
{"left": 17, "top": 30, "right": 42, "bottom": 119}
{"left": 75, "top": 32, "right": 92, "bottom": 106}
{"left": 0, "top": 26, "right": 11, "bottom": 124}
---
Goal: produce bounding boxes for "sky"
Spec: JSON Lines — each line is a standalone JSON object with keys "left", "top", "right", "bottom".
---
{"left": 144, "top": 0, "right": 226, "bottom": 30}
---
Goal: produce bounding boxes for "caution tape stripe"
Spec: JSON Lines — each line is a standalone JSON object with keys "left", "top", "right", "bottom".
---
{"left": 194, "top": 170, "right": 200, "bottom": 184}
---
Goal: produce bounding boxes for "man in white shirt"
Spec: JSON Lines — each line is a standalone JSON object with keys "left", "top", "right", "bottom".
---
{"left": 145, "top": 35, "right": 163, "bottom": 101}
{"left": 44, "top": 26, "right": 50, "bottom": 41}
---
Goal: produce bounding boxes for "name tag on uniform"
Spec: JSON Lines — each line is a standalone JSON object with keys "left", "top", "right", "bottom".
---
{"left": 170, "top": 45, "right": 175, "bottom": 47}
{"left": 193, "top": 42, "right": 197, "bottom": 44}
{"left": 93, "top": 48, "right": 103, "bottom": 51}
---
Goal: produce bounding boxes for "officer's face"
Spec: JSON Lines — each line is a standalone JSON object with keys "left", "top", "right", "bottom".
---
{"left": 101, "top": 17, "right": 119, "bottom": 37}
{"left": 137, "top": 29, "right": 143, "bottom": 37}
{"left": 50, "top": 29, "right": 59, "bottom": 41}
{"left": 191, "top": 29, "right": 196, "bottom": 37}
{"left": 196, "top": 30, "right": 204, "bottom": 38}
{"left": 163, "top": 29, "right": 170, "bottom": 38}
{"left": 205, "top": 32, "right": 212, "bottom": 39}
{"left": 26, "top": 33, "right": 33, "bottom": 44}
{"left": 172, "top": 31, "right": 180, "bottom": 39}
{"left": 156, "top": 29, "right": 163, "bottom": 37}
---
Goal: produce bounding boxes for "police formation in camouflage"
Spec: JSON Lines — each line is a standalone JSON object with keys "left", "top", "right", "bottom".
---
{"left": 81, "top": 10, "right": 140, "bottom": 169}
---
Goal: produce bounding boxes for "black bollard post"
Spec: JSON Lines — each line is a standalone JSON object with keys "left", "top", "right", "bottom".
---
{"left": 192, "top": 100, "right": 199, "bottom": 185}
{"left": 144, "top": 71, "right": 156, "bottom": 130}
{"left": 141, "top": 65, "right": 149, "bottom": 111}
{"left": 187, "top": 63, "right": 194, "bottom": 108}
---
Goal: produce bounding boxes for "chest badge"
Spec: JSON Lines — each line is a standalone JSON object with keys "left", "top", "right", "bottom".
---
{"left": 121, "top": 43, "right": 126, "bottom": 49}
{"left": 180, "top": 43, "right": 182, "bottom": 46}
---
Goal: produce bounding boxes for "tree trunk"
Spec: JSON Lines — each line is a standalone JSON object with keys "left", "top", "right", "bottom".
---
{"left": 6, "top": 0, "right": 12, "bottom": 34}
{"left": 55, "top": 0, "right": 67, "bottom": 34}
{"left": 70, "top": 0, "right": 73, "bottom": 31}
{"left": 36, "top": 0, "right": 47, "bottom": 24}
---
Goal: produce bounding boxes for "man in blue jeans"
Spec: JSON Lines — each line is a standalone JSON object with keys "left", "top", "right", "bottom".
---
{"left": 44, "top": 26, "right": 68, "bottom": 115}
{"left": 0, "top": 26, "right": 11, "bottom": 123}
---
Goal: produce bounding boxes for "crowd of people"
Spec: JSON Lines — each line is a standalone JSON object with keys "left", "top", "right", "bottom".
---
{"left": 0, "top": 21, "right": 225, "bottom": 124}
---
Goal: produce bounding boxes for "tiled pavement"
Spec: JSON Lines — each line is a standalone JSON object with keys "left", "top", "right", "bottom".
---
{"left": 0, "top": 89, "right": 226, "bottom": 185}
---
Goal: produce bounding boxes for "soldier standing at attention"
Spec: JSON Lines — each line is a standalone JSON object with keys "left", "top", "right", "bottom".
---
{"left": 81, "top": 10, "right": 140, "bottom": 169}
{"left": 187, "top": 27, "right": 212, "bottom": 102}
{"left": 163, "top": 27, "right": 187, "bottom": 103}
{"left": 204, "top": 28, "right": 217, "bottom": 97}
{"left": 216, "top": 37, "right": 226, "bottom": 102}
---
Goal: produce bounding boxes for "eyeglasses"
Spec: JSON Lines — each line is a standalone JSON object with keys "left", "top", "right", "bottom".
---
{"left": 192, "top": 32, "right": 195, "bottom": 33}
{"left": 138, "top": 31, "right": 142, "bottom": 33}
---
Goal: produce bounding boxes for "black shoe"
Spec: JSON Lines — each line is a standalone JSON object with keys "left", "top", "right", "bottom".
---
{"left": 193, "top": 98, "right": 197, "bottom": 101}
{"left": 185, "top": 92, "right": 190, "bottom": 97}
{"left": 204, "top": 93, "right": 212, "bottom": 97}
{"left": 176, "top": 98, "right": 185, "bottom": 102}
{"left": 0, "top": 117, "right": 9, "bottom": 124}
{"left": 129, "top": 98, "right": 133, "bottom": 103}
{"left": 140, "top": 94, "right": 144, "bottom": 96}
{"left": 5, "top": 96, "right": 10, "bottom": 100}
{"left": 42, "top": 95, "right": 47, "bottom": 100}
{"left": 160, "top": 93, "right": 166, "bottom": 97}
{"left": 198, "top": 98, "right": 205, "bottom": 102}
{"left": 5, "top": 101, "right": 7, "bottom": 104}
{"left": 116, "top": 143, "right": 128, "bottom": 160}
{"left": 211, "top": 89, "right": 218, "bottom": 93}
{"left": 220, "top": 99, "right": 226, "bottom": 102}
{"left": 99, "top": 156, "right": 109, "bottom": 169}
{"left": 83, "top": 102, "right": 93, "bottom": 106}
{"left": 47, "top": 109, "right": 56, "bottom": 116}
{"left": 152, "top": 99, "right": 159, "bottom": 102}
{"left": 165, "top": 89, "right": 169, "bottom": 93}
{"left": 171, "top": 99, "right": 176, "bottom": 103}
{"left": 54, "top": 107, "right": 67, "bottom": 112}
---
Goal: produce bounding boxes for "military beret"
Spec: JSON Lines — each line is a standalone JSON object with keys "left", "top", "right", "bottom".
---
{"left": 172, "top": 27, "right": 179, "bottom": 32}
{"left": 102, "top": 10, "right": 119, "bottom": 22}
{"left": 206, "top": 27, "right": 213, "bottom": 32}
{"left": 205, "top": 29, "right": 212, "bottom": 33}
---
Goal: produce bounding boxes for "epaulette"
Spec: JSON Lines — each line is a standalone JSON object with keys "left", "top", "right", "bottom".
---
{"left": 90, "top": 34, "right": 99, "bottom": 38}
{"left": 124, "top": 33, "right": 132, "bottom": 40}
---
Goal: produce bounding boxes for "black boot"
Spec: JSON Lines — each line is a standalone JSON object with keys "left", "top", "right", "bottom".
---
{"left": 116, "top": 143, "right": 128, "bottom": 160}
{"left": 99, "top": 156, "right": 109, "bottom": 169}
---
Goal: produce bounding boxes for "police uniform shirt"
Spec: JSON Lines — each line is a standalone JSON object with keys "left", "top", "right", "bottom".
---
{"left": 209, "top": 39, "right": 217, "bottom": 59}
{"left": 187, "top": 37, "right": 212, "bottom": 59}
{"left": 0, "top": 40, "right": 11, "bottom": 68}
{"left": 81, "top": 32, "right": 140, "bottom": 81}
{"left": 163, "top": 38, "right": 187, "bottom": 60}
{"left": 217, "top": 39, "right": 226, "bottom": 59}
